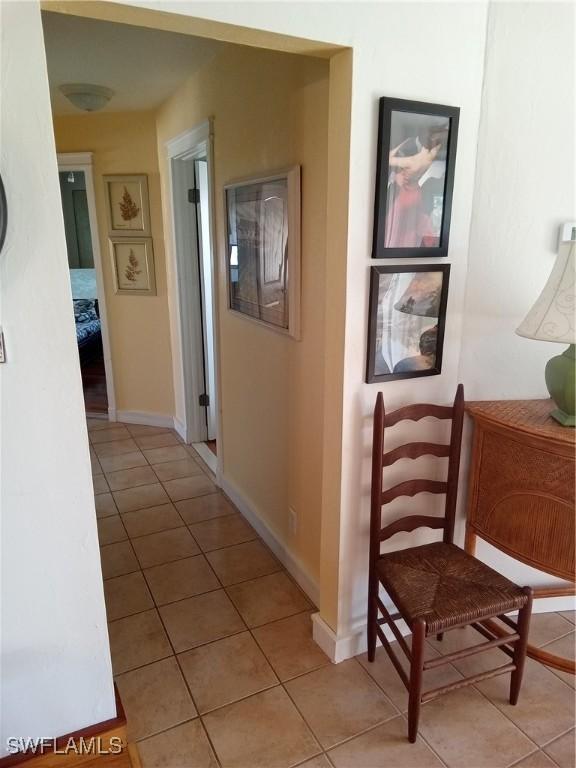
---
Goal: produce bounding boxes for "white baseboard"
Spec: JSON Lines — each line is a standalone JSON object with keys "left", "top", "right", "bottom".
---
{"left": 311, "top": 612, "right": 410, "bottom": 663}
{"left": 312, "top": 596, "right": 576, "bottom": 664}
{"left": 190, "top": 442, "right": 218, "bottom": 474}
{"left": 115, "top": 410, "right": 175, "bottom": 429}
{"left": 531, "top": 597, "right": 576, "bottom": 613}
{"left": 219, "top": 474, "right": 320, "bottom": 607}
{"left": 173, "top": 416, "right": 187, "bottom": 442}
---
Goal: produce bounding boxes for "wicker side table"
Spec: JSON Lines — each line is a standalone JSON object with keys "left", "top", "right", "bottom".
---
{"left": 465, "top": 399, "right": 575, "bottom": 675}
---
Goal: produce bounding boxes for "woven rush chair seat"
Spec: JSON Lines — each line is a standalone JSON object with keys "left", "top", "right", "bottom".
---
{"left": 376, "top": 541, "right": 529, "bottom": 636}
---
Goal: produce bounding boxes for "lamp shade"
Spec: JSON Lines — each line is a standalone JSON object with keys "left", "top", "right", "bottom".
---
{"left": 394, "top": 272, "right": 442, "bottom": 317}
{"left": 516, "top": 241, "right": 575, "bottom": 344}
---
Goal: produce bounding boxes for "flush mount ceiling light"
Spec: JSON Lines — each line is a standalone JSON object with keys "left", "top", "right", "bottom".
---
{"left": 59, "top": 83, "right": 114, "bottom": 112}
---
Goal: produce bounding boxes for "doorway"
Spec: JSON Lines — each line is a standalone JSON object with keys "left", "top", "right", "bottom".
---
{"left": 167, "top": 122, "right": 218, "bottom": 473}
{"left": 57, "top": 153, "right": 115, "bottom": 419}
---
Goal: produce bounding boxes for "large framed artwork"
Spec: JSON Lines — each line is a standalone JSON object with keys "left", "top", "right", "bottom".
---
{"left": 224, "top": 166, "right": 301, "bottom": 339}
{"left": 109, "top": 237, "right": 156, "bottom": 295}
{"left": 372, "top": 98, "right": 459, "bottom": 259}
{"left": 366, "top": 264, "right": 450, "bottom": 383}
{"left": 104, "top": 174, "right": 151, "bottom": 237}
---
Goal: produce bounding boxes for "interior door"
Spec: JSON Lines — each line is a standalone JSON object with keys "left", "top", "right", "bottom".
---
{"left": 193, "top": 159, "right": 217, "bottom": 441}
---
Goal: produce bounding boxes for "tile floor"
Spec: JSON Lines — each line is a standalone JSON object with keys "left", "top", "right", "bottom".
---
{"left": 89, "top": 419, "right": 576, "bottom": 768}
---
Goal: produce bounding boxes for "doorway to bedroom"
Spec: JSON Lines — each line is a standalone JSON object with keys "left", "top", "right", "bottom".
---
{"left": 58, "top": 153, "right": 115, "bottom": 418}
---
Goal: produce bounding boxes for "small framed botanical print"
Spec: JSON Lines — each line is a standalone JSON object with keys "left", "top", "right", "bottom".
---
{"left": 366, "top": 264, "right": 450, "bottom": 383}
{"left": 372, "top": 98, "right": 459, "bottom": 259}
{"left": 104, "top": 174, "right": 151, "bottom": 236}
{"left": 109, "top": 237, "right": 156, "bottom": 295}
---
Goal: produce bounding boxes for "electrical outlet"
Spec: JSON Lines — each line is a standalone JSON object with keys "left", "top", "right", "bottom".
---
{"left": 288, "top": 507, "right": 298, "bottom": 536}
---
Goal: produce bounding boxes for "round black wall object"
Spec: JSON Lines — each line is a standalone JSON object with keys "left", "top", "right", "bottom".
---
{"left": 0, "top": 174, "right": 6, "bottom": 255}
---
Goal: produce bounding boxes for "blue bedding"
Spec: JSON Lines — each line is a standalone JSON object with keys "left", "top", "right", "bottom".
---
{"left": 76, "top": 318, "right": 101, "bottom": 347}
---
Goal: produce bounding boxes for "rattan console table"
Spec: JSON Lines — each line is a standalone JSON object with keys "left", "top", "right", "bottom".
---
{"left": 465, "top": 399, "right": 575, "bottom": 675}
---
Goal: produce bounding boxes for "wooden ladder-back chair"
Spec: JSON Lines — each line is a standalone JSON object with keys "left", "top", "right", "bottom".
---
{"left": 367, "top": 384, "right": 533, "bottom": 743}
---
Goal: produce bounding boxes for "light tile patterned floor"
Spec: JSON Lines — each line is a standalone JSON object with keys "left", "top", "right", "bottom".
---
{"left": 89, "top": 419, "right": 576, "bottom": 768}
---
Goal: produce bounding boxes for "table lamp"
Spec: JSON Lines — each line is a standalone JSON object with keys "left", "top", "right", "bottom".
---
{"left": 516, "top": 224, "right": 576, "bottom": 426}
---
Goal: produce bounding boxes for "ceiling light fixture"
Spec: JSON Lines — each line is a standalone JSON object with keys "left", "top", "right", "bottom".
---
{"left": 59, "top": 83, "right": 114, "bottom": 112}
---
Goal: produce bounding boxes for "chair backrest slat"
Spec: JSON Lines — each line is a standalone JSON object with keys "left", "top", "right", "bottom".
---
{"left": 370, "top": 384, "right": 465, "bottom": 549}
{"left": 383, "top": 442, "right": 450, "bottom": 467}
{"left": 384, "top": 403, "right": 453, "bottom": 428}
{"left": 379, "top": 514, "right": 445, "bottom": 542}
{"left": 381, "top": 479, "right": 447, "bottom": 506}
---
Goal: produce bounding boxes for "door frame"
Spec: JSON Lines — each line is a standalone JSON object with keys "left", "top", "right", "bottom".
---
{"left": 165, "top": 120, "right": 221, "bottom": 476}
{"left": 57, "top": 152, "right": 116, "bottom": 420}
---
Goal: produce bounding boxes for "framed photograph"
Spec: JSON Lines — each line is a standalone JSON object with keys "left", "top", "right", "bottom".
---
{"left": 372, "top": 98, "right": 459, "bottom": 259}
{"left": 104, "top": 174, "right": 151, "bottom": 236}
{"left": 366, "top": 264, "right": 450, "bottom": 383}
{"left": 224, "top": 166, "right": 301, "bottom": 339}
{"left": 109, "top": 237, "right": 156, "bottom": 295}
{"left": 0, "top": 173, "right": 6, "bottom": 255}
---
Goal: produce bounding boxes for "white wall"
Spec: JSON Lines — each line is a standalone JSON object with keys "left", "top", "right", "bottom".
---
{"left": 1, "top": 9, "right": 571, "bottom": 749}
{"left": 170, "top": 0, "right": 574, "bottom": 636}
{"left": 0, "top": 2, "right": 116, "bottom": 752}
{"left": 128, "top": 0, "right": 489, "bottom": 646}
{"left": 129, "top": 0, "right": 575, "bottom": 647}
{"left": 457, "top": 1, "right": 576, "bottom": 595}
{"left": 460, "top": 1, "right": 575, "bottom": 399}
{"left": 337, "top": 2, "right": 489, "bottom": 646}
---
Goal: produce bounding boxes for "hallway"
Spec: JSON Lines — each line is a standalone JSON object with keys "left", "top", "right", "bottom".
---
{"left": 90, "top": 420, "right": 575, "bottom": 768}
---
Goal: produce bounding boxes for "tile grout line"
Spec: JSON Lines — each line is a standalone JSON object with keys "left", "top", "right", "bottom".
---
{"left": 145, "top": 503, "right": 246, "bottom": 768}
{"left": 465, "top": 665, "right": 568, "bottom": 754}
{"left": 506, "top": 748, "right": 561, "bottom": 768}
{"left": 428, "top": 641, "right": 544, "bottom": 761}
{"left": 434, "top": 634, "right": 570, "bottom": 761}
{"left": 103, "top": 427, "right": 333, "bottom": 759}
{"left": 356, "top": 639, "right": 546, "bottom": 766}
{"left": 153, "top": 618, "right": 224, "bottom": 768}
{"left": 538, "top": 724, "right": 576, "bottom": 750}
{"left": 113, "top": 485, "right": 226, "bottom": 768}
{"left": 353, "top": 652, "right": 451, "bottom": 767}
{"left": 539, "top": 631, "right": 576, "bottom": 650}
{"left": 96, "top": 422, "right": 574, "bottom": 767}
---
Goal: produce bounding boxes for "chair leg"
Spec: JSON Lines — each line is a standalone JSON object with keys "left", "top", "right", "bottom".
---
{"left": 367, "top": 570, "right": 378, "bottom": 663}
{"left": 510, "top": 588, "right": 533, "bottom": 705}
{"left": 408, "top": 618, "right": 426, "bottom": 743}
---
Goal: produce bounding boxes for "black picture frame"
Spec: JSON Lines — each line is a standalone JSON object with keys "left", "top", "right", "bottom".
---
{"left": 366, "top": 263, "right": 450, "bottom": 383}
{"left": 0, "top": 173, "right": 7, "bottom": 255}
{"left": 372, "top": 97, "right": 459, "bottom": 259}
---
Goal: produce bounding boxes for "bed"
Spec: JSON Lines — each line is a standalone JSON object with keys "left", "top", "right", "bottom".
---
{"left": 73, "top": 298, "right": 102, "bottom": 363}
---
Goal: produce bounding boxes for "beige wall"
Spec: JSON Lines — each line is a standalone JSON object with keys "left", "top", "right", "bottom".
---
{"left": 53, "top": 111, "right": 175, "bottom": 418}
{"left": 155, "top": 44, "right": 329, "bottom": 588}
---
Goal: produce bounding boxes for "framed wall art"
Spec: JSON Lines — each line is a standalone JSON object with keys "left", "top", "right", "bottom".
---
{"left": 372, "top": 98, "right": 459, "bottom": 259}
{"left": 224, "top": 166, "right": 301, "bottom": 339}
{"left": 109, "top": 237, "right": 156, "bottom": 295}
{"left": 366, "top": 264, "right": 450, "bottom": 383}
{"left": 104, "top": 174, "right": 151, "bottom": 237}
{"left": 0, "top": 173, "right": 7, "bottom": 255}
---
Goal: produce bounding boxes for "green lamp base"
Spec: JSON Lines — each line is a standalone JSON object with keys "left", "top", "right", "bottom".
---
{"left": 550, "top": 408, "right": 575, "bottom": 427}
{"left": 545, "top": 344, "right": 576, "bottom": 427}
